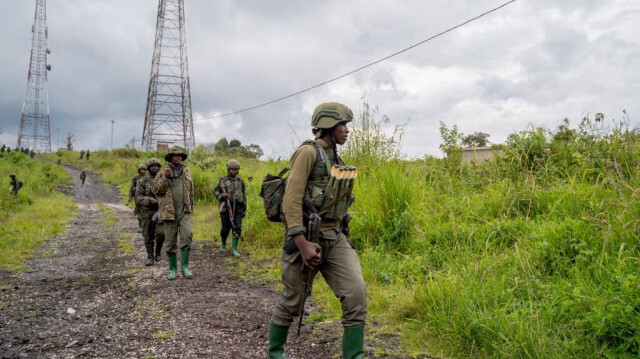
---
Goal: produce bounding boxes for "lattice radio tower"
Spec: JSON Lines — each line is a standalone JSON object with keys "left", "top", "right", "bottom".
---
{"left": 17, "top": 0, "right": 52, "bottom": 153}
{"left": 142, "top": 0, "right": 195, "bottom": 151}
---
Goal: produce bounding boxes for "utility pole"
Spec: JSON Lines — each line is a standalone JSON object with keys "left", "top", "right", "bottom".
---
{"left": 56, "top": 127, "right": 59, "bottom": 150}
{"left": 17, "top": 0, "right": 52, "bottom": 153}
{"left": 111, "top": 119, "right": 114, "bottom": 150}
{"left": 142, "top": 0, "right": 195, "bottom": 152}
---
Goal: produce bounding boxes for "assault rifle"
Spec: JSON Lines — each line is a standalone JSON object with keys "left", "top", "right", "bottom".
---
{"left": 297, "top": 193, "right": 321, "bottom": 336}
{"left": 220, "top": 179, "right": 243, "bottom": 240}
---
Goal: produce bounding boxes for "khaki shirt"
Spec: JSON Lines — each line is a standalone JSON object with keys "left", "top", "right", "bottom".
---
{"left": 282, "top": 138, "right": 340, "bottom": 237}
{"left": 152, "top": 163, "right": 194, "bottom": 222}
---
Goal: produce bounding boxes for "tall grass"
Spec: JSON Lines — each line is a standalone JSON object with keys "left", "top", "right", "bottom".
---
{"left": 0, "top": 152, "right": 76, "bottom": 269}
{"left": 40, "top": 109, "right": 640, "bottom": 358}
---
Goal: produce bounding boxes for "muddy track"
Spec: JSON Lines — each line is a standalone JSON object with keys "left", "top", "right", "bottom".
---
{"left": 0, "top": 166, "right": 409, "bottom": 358}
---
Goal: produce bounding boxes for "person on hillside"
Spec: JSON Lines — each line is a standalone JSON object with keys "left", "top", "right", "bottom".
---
{"left": 9, "top": 173, "right": 23, "bottom": 196}
{"left": 85, "top": 150, "right": 90, "bottom": 161}
{"left": 130, "top": 164, "right": 147, "bottom": 232}
{"left": 267, "top": 102, "right": 366, "bottom": 359}
{"left": 29, "top": 150, "right": 34, "bottom": 159}
{"left": 136, "top": 158, "right": 165, "bottom": 266}
{"left": 80, "top": 170, "right": 87, "bottom": 186}
{"left": 1, "top": 144, "right": 5, "bottom": 152}
{"left": 152, "top": 147, "right": 194, "bottom": 280}
{"left": 214, "top": 159, "right": 246, "bottom": 257}
{"left": 80, "top": 150, "right": 85, "bottom": 160}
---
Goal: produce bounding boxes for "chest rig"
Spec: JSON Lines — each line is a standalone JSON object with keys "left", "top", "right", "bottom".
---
{"left": 302, "top": 140, "right": 355, "bottom": 220}
{"left": 222, "top": 177, "right": 244, "bottom": 203}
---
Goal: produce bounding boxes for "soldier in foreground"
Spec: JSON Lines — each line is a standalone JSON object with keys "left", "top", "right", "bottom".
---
{"left": 79, "top": 171, "right": 87, "bottom": 186}
{"left": 136, "top": 158, "right": 164, "bottom": 266}
{"left": 152, "top": 147, "right": 195, "bottom": 280}
{"left": 268, "top": 103, "right": 366, "bottom": 359}
{"left": 214, "top": 159, "right": 246, "bottom": 257}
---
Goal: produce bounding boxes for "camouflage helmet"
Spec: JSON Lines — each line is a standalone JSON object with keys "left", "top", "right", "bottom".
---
{"left": 226, "top": 159, "right": 241, "bottom": 170}
{"left": 145, "top": 158, "right": 162, "bottom": 169}
{"left": 311, "top": 102, "right": 354, "bottom": 129}
{"left": 137, "top": 164, "right": 146, "bottom": 172}
{"left": 164, "top": 147, "right": 188, "bottom": 162}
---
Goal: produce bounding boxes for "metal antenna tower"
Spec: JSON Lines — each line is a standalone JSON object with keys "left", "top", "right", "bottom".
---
{"left": 17, "top": 0, "right": 52, "bottom": 153}
{"left": 142, "top": 0, "right": 195, "bottom": 151}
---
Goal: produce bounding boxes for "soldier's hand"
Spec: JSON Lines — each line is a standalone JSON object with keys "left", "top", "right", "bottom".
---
{"left": 222, "top": 193, "right": 230, "bottom": 199}
{"left": 294, "top": 234, "right": 321, "bottom": 270}
{"left": 149, "top": 198, "right": 157, "bottom": 205}
{"left": 164, "top": 167, "right": 172, "bottom": 178}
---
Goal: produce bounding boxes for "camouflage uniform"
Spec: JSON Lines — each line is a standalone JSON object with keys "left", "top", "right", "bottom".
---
{"left": 214, "top": 160, "right": 246, "bottom": 256}
{"left": 135, "top": 159, "right": 165, "bottom": 265}
{"left": 9, "top": 174, "right": 22, "bottom": 196}
{"left": 152, "top": 147, "right": 194, "bottom": 280}
{"left": 268, "top": 102, "right": 366, "bottom": 359}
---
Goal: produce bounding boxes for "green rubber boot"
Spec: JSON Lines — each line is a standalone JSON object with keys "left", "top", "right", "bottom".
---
{"left": 343, "top": 325, "right": 365, "bottom": 359}
{"left": 167, "top": 253, "right": 177, "bottom": 280}
{"left": 267, "top": 322, "right": 289, "bottom": 359}
{"left": 220, "top": 238, "right": 227, "bottom": 252}
{"left": 231, "top": 236, "right": 241, "bottom": 257}
{"left": 180, "top": 249, "right": 193, "bottom": 278}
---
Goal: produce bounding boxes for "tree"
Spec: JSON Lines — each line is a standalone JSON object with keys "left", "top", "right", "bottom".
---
{"left": 228, "top": 139, "right": 242, "bottom": 148}
{"left": 439, "top": 122, "right": 463, "bottom": 170}
{"left": 66, "top": 132, "right": 74, "bottom": 151}
{"left": 462, "top": 132, "right": 490, "bottom": 148}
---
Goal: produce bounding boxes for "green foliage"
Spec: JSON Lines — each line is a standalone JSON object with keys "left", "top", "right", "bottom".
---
{"left": 462, "top": 131, "right": 491, "bottom": 147}
{"left": 213, "top": 137, "right": 264, "bottom": 159}
{"left": 439, "top": 122, "right": 463, "bottom": 171}
{"left": 37, "top": 109, "right": 640, "bottom": 358}
{"left": 0, "top": 151, "right": 76, "bottom": 269}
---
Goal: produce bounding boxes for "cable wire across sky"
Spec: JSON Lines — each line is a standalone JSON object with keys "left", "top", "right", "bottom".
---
{"left": 197, "top": 0, "right": 517, "bottom": 121}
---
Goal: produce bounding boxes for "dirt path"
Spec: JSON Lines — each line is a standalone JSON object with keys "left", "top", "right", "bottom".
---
{"left": 0, "top": 166, "right": 406, "bottom": 358}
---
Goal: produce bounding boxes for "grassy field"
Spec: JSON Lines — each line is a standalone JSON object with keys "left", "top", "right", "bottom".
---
{"left": 40, "top": 110, "right": 640, "bottom": 358}
{"left": 0, "top": 151, "right": 76, "bottom": 270}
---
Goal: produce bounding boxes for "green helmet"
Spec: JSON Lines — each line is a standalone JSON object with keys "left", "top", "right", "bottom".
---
{"left": 137, "top": 164, "right": 146, "bottom": 171}
{"left": 145, "top": 158, "right": 162, "bottom": 169}
{"left": 311, "top": 102, "right": 354, "bottom": 129}
{"left": 226, "top": 159, "right": 241, "bottom": 170}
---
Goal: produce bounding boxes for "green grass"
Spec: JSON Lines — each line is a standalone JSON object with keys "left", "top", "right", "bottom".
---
{"left": 39, "top": 111, "right": 640, "bottom": 358}
{"left": 0, "top": 152, "right": 76, "bottom": 270}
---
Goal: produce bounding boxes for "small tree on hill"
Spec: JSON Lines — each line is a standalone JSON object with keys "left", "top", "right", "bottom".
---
{"left": 66, "top": 132, "right": 74, "bottom": 151}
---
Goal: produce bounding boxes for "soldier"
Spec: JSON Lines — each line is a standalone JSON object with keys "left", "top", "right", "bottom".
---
{"left": 9, "top": 173, "right": 23, "bottom": 196}
{"left": 7, "top": 147, "right": 11, "bottom": 154}
{"left": 268, "top": 102, "right": 366, "bottom": 359}
{"left": 130, "top": 164, "right": 147, "bottom": 233}
{"left": 29, "top": 150, "right": 34, "bottom": 159}
{"left": 152, "top": 147, "right": 194, "bottom": 280}
{"left": 85, "top": 150, "right": 90, "bottom": 160}
{"left": 79, "top": 170, "right": 87, "bottom": 186}
{"left": 214, "top": 159, "right": 246, "bottom": 257}
{"left": 1, "top": 144, "right": 5, "bottom": 152}
{"left": 80, "top": 150, "right": 85, "bottom": 160}
{"left": 136, "top": 158, "right": 165, "bottom": 266}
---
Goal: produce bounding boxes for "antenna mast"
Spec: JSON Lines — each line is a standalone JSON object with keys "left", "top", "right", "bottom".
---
{"left": 142, "top": 0, "right": 195, "bottom": 151}
{"left": 17, "top": 0, "right": 52, "bottom": 153}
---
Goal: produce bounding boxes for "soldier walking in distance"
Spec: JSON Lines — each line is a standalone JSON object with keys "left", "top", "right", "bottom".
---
{"left": 268, "top": 102, "right": 366, "bottom": 359}
{"left": 85, "top": 150, "right": 90, "bottom": 161}
{"left": 152, "top": 147, "right": 194, "bottom": 280}
{"left": 130, "top": 164, "right": 147, "bottom": 232}
{"left": 214, "top": 159, "right": 246, "bottom": 257}
{"left": 136, "top": 158, "right": 165, "bottom": 266}
{"left": 9, "top": 173, "right": 23, "bottom": 196}
{"left": 79, "top": 170, "right": 87, "bottom": 186}
{"left": 80, "top": 150, "right": 85, "bottom": 160}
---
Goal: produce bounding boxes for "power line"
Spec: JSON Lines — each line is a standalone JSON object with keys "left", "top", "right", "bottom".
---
{"left": 197, "top": 0, "right": 517, "bottom": 121}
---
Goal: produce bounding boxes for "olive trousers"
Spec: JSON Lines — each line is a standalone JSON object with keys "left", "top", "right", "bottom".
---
{"left": 162, "top": 213, "right": 192, "bottom": 254}
{"left": 271, "top": 228, "right": 367, "bottom": 328}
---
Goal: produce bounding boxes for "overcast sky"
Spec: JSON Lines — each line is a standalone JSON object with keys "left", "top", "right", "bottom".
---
{"left": 1, "top": 0, "right": 638, "bottom": 158}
